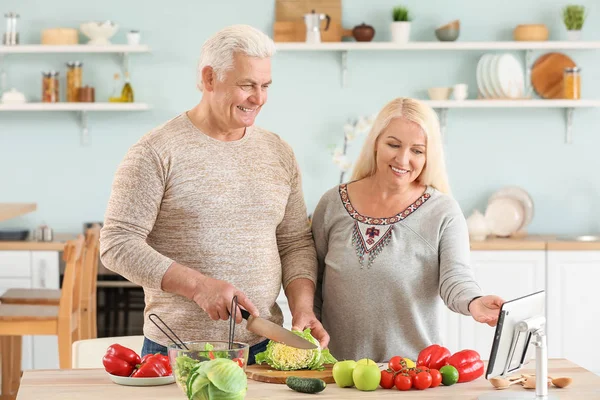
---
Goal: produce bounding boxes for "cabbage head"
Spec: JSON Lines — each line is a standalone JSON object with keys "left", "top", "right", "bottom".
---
{"left": 186, "top": 358, "right": 247, "bottom": 400}
{"left": 254, "top": 328, "right": 337, "bottom": 371}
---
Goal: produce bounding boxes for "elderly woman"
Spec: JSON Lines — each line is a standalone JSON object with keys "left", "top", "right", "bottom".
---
{"left": 311, "top": 97, "right": 504, "bottom": 362}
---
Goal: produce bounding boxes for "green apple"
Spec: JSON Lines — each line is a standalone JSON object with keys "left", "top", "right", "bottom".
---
{"left": 352, "top": 359, "right": 381, "bottom": 391}
{"left": 332, "top": 360, "right": 357, "bottom": 387}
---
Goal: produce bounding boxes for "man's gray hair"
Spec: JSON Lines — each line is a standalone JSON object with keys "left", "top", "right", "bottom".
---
{"left": 197, "top": 25, "right": 276, "bottom": 91}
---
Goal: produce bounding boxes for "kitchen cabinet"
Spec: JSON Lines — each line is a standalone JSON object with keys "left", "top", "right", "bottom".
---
{"left": 0, "top": 250, "right": 60, "bottom": 370}
{"left": 442, "top": 250, "right": 546, "bottom": 358}
{"left": 547, "top": 250, "right": 600, "bottom": 375}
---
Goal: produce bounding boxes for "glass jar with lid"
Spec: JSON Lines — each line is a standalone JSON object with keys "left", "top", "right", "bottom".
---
{"left": 66, "top": 61, "right": 83, "bottom": 102}
{"left": 564, "top": 67, "right": 581, "bottom": 100}
{"left": 42, "top": 71, "right": 59, "bottom": 103}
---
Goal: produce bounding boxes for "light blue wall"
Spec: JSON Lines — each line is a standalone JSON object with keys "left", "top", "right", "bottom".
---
{"left": 1, "top": 0, "right": 599, "bottom": 235}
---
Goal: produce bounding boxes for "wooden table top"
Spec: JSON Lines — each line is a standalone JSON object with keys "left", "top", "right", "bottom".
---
{"left": 15, "top": 359, "right": 600, "bottom": 399}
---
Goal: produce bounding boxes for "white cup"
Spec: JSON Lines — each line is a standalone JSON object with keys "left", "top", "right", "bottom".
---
{"left": 127, "top": 30, "right": 141, "bottom": 45}
{"left": 453, "top": 83, "right": 468, "bottom": 100}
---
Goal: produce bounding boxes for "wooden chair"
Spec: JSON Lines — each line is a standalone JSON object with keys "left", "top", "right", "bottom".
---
{"left": 0, "top": 235, "right": 85, "bottom": 400}
{"left": 0, "top": 224, "right": 100, "bottom": 340}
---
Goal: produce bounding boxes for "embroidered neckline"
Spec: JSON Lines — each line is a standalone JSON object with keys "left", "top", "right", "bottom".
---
{"left": 338, "top": 183, "right": 431, "bottom": 226}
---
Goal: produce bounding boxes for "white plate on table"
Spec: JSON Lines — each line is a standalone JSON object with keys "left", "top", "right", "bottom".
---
{"left": 107, "top": 373, "right": 175, "bottom": 386}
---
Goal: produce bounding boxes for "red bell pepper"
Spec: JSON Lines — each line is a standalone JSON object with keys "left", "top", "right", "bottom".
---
{"left": 141, "top": 353, "right": 172, "bottom": 375}
{"left": 447, "top": 349, "right": 485, "bottom": 383}
{"left": 417, "top": 344, "right": 451, "bottom": 370}
{"left": 132, "top": 354, "right": 170, "bottom": 378}
{"left": 102, "top": 344, "right": 142, "bottom": 377}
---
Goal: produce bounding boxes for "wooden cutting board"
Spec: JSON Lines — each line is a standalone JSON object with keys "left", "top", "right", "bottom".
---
{"left": 531, "top": 52, "right": 576, "bottom": 99}
{"left": 273, "top": 21, "right": 353, "bottom": 42}
{"left": 245, "top": 364, "right": 335, "bottom": 384}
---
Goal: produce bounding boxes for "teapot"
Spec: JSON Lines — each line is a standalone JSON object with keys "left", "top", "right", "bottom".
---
{"left": 304, "top": 9, "right": 330, "bottom": 43}
{"left": 466, "top": 210, "right": 490, "bottom": 241}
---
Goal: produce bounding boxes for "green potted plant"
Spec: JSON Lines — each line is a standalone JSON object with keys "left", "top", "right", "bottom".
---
{"left": 562, "top": 5, "right": 587, "bottom": 40}
{"left": 391, "top": 5, "right": 412, "bottom": 43}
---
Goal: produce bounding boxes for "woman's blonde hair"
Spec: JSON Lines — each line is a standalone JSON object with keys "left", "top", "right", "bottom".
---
{"left": 350, "top": 97, "right": 450, "bottom": 194}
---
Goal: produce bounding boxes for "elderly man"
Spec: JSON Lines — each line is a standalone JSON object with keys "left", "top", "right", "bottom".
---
{"left": 100, "top": 25, "right": 328, "bottom": 363}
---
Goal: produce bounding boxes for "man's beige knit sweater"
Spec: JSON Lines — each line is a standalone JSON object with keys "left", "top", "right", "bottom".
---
{"left": 100, "top": 112, "right": 317, "bottom": 347}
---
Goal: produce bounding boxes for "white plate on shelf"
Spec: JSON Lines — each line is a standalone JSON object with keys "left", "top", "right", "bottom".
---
{"left": 496, "top": 54, "right": 525, "bottom": 99}
{"left": 485, "top": 197, "right": 525, "bottom": 237}
{"left": 489, "top": 186, "right": 534, "bottom": 230}
{"left": 107, "top": 373, "right": 175, "bottom": 386}
{"left": 488, "top": 54, "right": 504, "bottom": 98}
{"left": 476, "top": 54, "right": 493, "bottom": 98}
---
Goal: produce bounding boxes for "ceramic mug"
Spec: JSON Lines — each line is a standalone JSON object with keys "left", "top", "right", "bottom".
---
{"left": 453, "top": 83, "right": 468, "bottom": 100}
{"left": 127, "top": 30, "right": 141, "bottom": 45}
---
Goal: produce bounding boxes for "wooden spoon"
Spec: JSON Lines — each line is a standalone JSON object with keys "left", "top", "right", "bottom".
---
{"left": 551, "top": 377, "right": 573, "bottom": 388}
{"left": 522, "top": 376, "right": 552, "bottom": 389}
{"left": 490, "top": 376, "right": 526, "bottom": 389}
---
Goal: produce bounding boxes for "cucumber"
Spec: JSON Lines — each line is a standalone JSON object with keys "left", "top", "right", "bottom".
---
{"left": 286, "top": 376, "right": 327, "bottom": 394}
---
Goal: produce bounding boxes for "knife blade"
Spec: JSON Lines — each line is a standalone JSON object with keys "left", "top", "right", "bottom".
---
{"left": 239, "top": 309, "right": 317, "bottom": 350}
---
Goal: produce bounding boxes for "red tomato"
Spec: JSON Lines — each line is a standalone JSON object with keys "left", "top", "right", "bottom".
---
{"left": 388, "top": 356, "right": 406, "bottom": 372}
{"left": 416, "top": 365, "right": 430, "bottom": 373}
{"left": 429, "top": 369, "right": 442, "bottom": 388}
{"left": 380, "top": 369, "right": 395, "bottom": 389}
{"left": 394, "top": 373, "right": 412, "bottom": 391}
{"left": 413, "top": 371, "right": 433, "bottom": 390}
{"left": 406, "top": 368, "right": 417, "bottom": 378}
{"left": 232, "top": 358, "right": 244, "bottom": 368}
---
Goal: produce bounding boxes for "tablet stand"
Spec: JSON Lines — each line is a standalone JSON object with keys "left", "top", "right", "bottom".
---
{"left": 478, "top": 316, "right": 558, "bottom": 400}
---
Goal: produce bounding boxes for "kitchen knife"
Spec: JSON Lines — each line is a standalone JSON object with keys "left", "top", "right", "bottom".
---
{"left": 239, "top": 309, "right": 317, "bottom": 350}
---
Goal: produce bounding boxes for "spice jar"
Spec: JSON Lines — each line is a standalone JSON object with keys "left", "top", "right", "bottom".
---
{"left": 66, "top": 61, "right": 83, "bottom": 102}
{"left": 78, "top": 86, "right": 95, "bottom": 102}
{"left": 42, "top": 71, "right": 59, "bottom": 103}
{"left": 563, "top": 67, "right": 581, "bottom": 100}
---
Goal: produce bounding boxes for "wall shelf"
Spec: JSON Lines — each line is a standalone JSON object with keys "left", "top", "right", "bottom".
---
{"left": 275, "top": 41, "right": 600, "bottom": 51}
{"left": 275, "top": 41, "right": 600, "bottom": 87}
{"left": 0, "top": 44, "right": 150, "bottom": 75}
{"left": 422, "top": 100, "right": 600, "bottom": 144}
{"left": 0, "top": 103, "right": 150, "bottom": 145}
{"left": 275, "top": 41, "right": 600, "bottom": 142}
{"left": 0, "top": 44, "right": 150, "bottom": 53}
{"left": 0, "top": 45, "right": 151, "bottom": 145}
{"left": 0, "top": 103, "right": 150, "bottom": 111}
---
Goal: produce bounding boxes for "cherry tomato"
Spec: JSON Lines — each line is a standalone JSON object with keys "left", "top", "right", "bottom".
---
{"left": 394, "top": 373, "right": 412, "bottom": 391}
{"left": 232, "top": 358, "right": 244, "bottom": 368}
{"left": 388, "top": 356, "right": 406, "bottom": 372}
{"left": 406, "top": 368, "right": 417, "bottom": 378}
{"left": 429, "top": 369, "right": 442, "bottom": 388}
{"left": 416, "top": 365, "right": 430, "bottom": 374}
{"left": 413, "top": 371, "right": 433, "bottom": 390}
{"left": 380, "top": 369, "right": 395, "bottom": 389}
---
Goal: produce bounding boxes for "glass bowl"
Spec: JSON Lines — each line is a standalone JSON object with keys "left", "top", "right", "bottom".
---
{"left": 167, "top": 341, "right": 249, "bottom": 391}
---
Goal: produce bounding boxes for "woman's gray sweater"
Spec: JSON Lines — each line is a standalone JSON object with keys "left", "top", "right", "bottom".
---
{"left": 312, "top": 184, "right": 483, "bottom": 362}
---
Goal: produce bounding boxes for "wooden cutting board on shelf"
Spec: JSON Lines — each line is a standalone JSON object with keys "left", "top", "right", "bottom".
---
{"left": 531, "top": 52, "right": 577, "bottom": 99}
{"left": 274, "top": 21, "right": 352, "bottom": 42}
{"left": 245, "top": 363, "right": 335, "bottom": 384}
